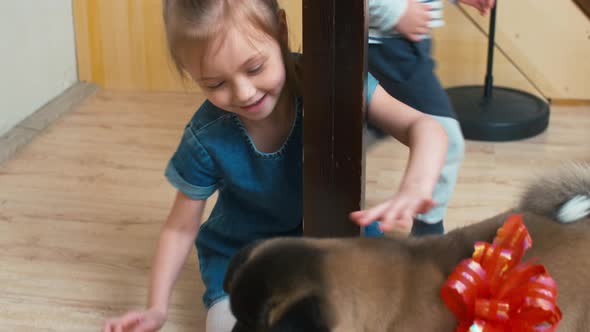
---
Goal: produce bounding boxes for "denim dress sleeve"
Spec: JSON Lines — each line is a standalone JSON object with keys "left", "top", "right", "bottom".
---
{"left": 164, "top": 124, "right": 219, "bottom": 200}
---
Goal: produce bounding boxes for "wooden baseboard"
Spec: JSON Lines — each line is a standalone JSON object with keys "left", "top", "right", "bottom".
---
{"left": 0, "top": 82, "right": 99, "bottom": 165}
{"left": 549, "top": 98, "right": 590, "bottom": 106}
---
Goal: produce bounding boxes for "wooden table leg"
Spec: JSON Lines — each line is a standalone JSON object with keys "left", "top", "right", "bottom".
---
{"left": 302, "top": 0, "right": 367, "bottom": 237}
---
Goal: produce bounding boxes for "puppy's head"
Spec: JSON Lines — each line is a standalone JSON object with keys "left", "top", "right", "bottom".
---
{"left": 223, "top": 238, "right": 334, "bottom": 331}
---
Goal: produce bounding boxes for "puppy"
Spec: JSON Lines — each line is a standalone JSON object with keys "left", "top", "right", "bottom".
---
{"left": 224, "top": 164, "right": 590, "bottom": 331}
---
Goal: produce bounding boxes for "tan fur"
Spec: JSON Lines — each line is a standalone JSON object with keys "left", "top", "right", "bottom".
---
{"left": 266, "top": 284, "right": 317, "bottom": 327}
{"left": 226, "top": 165, "right": 590, "bottom": 331}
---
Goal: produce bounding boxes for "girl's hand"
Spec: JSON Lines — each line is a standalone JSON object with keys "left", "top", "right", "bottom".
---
{"left": 350, "top": 189, "right": 435, "bottom": 232}
{"left": 458, "top": 0, "right": 495, "bottom": 15}
{"left": 396, "top": 0, "right": 431, "bottom": 42}
{"left": 103, "top": 308, "right": 167, "bottom": 332}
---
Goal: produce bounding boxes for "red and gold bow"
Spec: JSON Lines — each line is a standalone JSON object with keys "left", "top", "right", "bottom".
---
{"left": 441, "top": 214, "right": 562, "bottom": 331}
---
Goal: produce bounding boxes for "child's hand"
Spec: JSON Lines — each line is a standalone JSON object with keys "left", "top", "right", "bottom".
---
{"left": 350, "top": 190, "right": 435, "bottom": 232}
{"left": 396, "top": 0, "right": 431, "bottom": 42}
{"left": 103, "top": 308, "right": 166, "bottom": 332}
{"left": 458, "top": 0, "right": 495, "bottom": 15}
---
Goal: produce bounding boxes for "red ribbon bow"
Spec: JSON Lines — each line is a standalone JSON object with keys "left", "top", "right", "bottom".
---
{"left": 440, "top": 214, "right": 562, "bottom": 332}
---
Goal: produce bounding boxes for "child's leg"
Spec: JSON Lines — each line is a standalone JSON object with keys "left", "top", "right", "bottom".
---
{"left": 412, "top": 115, "right": 464, "bottom": 234}
{"left": 206, "top": 297, "right": 236, "bottom": 332}
{"left": 367, "top": 38, "right": 465, "bottom": 236}
{"left": 200, "top": 248, "right": 236, "bottom": 332}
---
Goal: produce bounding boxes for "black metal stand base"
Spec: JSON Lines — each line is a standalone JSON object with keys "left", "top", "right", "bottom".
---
{"left": 447, "top": 86, "right": 550, "bottom": 141}
{"left": 446, "top": 1, "right": 550, "bottom": 142}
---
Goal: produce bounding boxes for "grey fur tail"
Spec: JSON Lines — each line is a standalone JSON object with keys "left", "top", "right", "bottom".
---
{"left": 519, "top": 163, "right": 590, "bottom": 223}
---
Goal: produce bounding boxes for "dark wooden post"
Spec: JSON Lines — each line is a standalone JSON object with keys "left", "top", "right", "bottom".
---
{"left": 302, "top": 0, "right": 367, "bottom": 237}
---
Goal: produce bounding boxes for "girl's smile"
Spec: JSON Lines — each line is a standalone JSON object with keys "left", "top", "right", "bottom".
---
{"left": 239, "top": 93, "right": 268, "bottom": 113}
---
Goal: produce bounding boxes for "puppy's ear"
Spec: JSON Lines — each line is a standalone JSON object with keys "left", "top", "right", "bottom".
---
{"left": 227, "top": 239, "right": 333, "bottom": 331}
{"left": 268, "top": 295, "right": 331, "bottom": 332}
{"left": 223, "top": 240, "right": 262, "bottom": 294}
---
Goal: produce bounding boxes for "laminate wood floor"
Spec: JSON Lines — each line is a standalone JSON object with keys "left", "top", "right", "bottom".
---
{"left": 1, "top": 90, "right": 588, "bottom": 331}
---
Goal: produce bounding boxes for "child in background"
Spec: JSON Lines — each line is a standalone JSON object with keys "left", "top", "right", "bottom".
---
{"left": 103, "top": 0, "right": 447, "bottom": 331}
{"left": 366, "top": 0, "right": 494, "bottom": 236}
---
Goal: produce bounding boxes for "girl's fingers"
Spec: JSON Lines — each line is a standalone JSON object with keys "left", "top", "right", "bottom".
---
{"left": 103, "top": 311, "right": 145, "bottom": 332}
{"left": 416, "top": 27, "right": 429, "bottom": 35}
{"left": 349, "top": 211, "right": 366, "bottom": 225}
{"left": 380, "top": 220, "right": 396, "bottom": 232}
{"left": 104, "top": 321, "right": 120, "bottom": 332}
{"left": 365, "top": 208, "right": 387, "bottom": 225}
{"left": 103, "top": 320, "right": 114, "bottom": 332}
{"left": 381, "top": 215, "right": 411, "bottom": 232}
{"left": 131, "top": 319, "right": 158, "bottom": 332}
{"left": 482, "top": 0, "right": 494, "bottom": 14}
{"left": 416, "top": 199, "right": 435, "bottom": 214}
{"left": 351, "top": 202, "right": 390, "bottom": 226}
{"left": 380, "top": 198, "right": 432, "bottom": 232}
{"left": 353, "top": 196, "right": 435, "bottom": 231}
{"left": 349, "top": 210, "right": 364, "bottom": 220}
{"left": 407, "top": 33, "right": 421, "bottom": 42}
{"left": 379, "top": 200, "right": 408, "bottom": 231}
{"left": 420, "top": 3, "right": 433, "bottom": 16}
{"left": 119, "top": 312, "right": 145, "bottom": 328}
{"left": 400, "top": 207, "right": 415, "bottom": 225}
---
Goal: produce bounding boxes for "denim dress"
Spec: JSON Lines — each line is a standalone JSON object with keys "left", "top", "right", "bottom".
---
{"left": 165, "top": 75, "right": 379, "bottom": 308}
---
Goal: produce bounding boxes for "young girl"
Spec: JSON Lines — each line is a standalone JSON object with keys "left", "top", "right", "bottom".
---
{"left": 366, "top": 0, "right": 493, "bottom": 237}
{"left": 103, "top": 0, "right": 447, "bottom": 331}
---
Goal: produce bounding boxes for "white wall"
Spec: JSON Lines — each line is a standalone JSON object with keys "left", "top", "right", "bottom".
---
{"left": 0, "top": 1, "right": 78, "bottom": 137}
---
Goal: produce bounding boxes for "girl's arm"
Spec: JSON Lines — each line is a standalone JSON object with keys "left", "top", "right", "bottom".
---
{"left": 103, "top": 190, "right": 206, "bottom": 332}
{"left": 149, "top": 190, "right": 206, "bottom": 314}
{"left": 350, "top": 84, "right": 448, "bottom": 232}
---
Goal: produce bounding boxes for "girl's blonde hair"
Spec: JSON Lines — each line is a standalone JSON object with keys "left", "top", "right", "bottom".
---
{"left": 163, "top": 0, "right": 300, "bottom": 95}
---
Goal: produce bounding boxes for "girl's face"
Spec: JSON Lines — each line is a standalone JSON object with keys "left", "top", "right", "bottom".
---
{"left": 184, "top": 26, "right": 287, "bottom": 122}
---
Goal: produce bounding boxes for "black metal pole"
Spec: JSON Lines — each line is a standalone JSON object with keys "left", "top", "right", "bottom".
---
{"left": 483, "top": 1, "right": 497, "bottom": 100}
{"left": 446, "top": 0, "right": 549, "bottom": 141}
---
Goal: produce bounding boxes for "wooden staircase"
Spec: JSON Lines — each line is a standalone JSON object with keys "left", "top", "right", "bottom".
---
{"left": 574, "top": 0, "right": 590, "bottom": 19}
